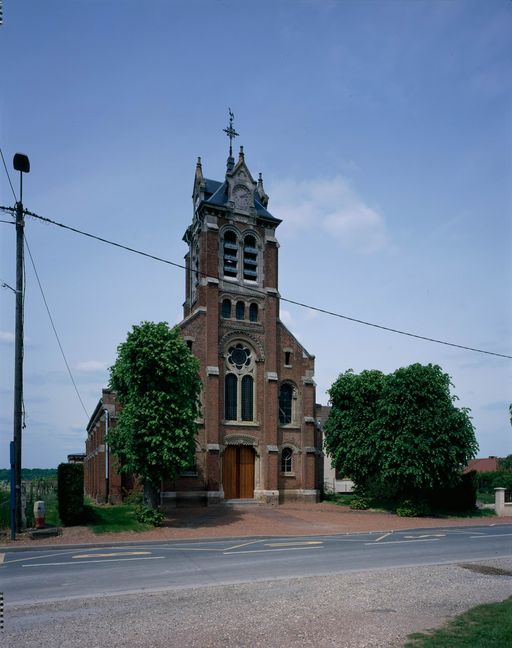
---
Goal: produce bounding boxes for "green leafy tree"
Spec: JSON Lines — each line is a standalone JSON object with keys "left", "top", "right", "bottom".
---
{"left": 324, "top": 364, "right": 478, "bottom": 501}
{"left": 108, "top": 321, "right": 201, "bottom": 507}
{"left": 499, "top": 455, "right": 512, "bottom": 472}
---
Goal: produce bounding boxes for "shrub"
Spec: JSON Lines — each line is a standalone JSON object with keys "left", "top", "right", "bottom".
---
{"left": 135, "top": 504, "right": 164, "bottom": 526}
{"left": 349, "top": 496, "right": 370, "bottom": 510}
{"left": 396, "top": 498, "right": 431, "bottom": 517}
{"left": 57, "top": 463, "right": 84, "bottom": 526}
{"left": 123, "top": 488, "right": 143, "bottom": 505}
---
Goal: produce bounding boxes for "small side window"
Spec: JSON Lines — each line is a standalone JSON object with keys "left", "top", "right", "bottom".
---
{"left": 221, "top": 299, "right": 231, "bottom": 319}
{"left": 284, "top": 351, "right": 291, "bottom": 365}
{"left": 281, "top": 447, "right": 293, "bottom": 474}
{"left": 279, "top": 383, "right": 294, "bottom": 425}
{"left": 236, "top": 301, "right": 245, "bottom": 320}
{"left": 249, "top": 303, "right": 258, "bottom": 322}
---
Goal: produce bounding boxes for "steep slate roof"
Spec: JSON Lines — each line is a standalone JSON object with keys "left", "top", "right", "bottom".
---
{"left": 203, "top": 177, "right": 281, "bottom": 224}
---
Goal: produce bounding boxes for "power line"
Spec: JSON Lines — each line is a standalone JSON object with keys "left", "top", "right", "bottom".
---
{"left": 0, "top": 146, "right": 17, "bottom": 202}
{"left": 13, "top": 207, "right": 512, "bottom": 361}
{"left": 24, "top": 233, "right": 90, "bottom": 421}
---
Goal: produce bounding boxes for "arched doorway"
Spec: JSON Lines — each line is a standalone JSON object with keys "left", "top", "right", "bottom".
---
{"left": 223, "top": 445, "right": 255, "bottom": 499}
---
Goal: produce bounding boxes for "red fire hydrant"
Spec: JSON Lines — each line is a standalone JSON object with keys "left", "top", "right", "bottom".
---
{"left": 34, "top": 501, "right": 45, "bottom": 529}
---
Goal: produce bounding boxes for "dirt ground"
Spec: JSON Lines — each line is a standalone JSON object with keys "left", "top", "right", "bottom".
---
{"left": 1, "top": 501, "right": 508, "bottom": 548}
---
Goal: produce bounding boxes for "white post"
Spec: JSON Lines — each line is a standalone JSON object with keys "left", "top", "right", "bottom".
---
{"left": 494, "top": 487, "right": 505, "bottom": 516}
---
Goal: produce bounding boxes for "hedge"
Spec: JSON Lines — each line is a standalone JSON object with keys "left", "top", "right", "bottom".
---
{"left": 57, "top": 463, "right": 84, "bottom": 525}
{"left": 476, "top": 471, "right": 512, "bottom": 493}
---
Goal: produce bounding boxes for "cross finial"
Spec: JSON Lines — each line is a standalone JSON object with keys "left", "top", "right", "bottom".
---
{"left": 223, "top": 108, "right": 239, "bottom": 157}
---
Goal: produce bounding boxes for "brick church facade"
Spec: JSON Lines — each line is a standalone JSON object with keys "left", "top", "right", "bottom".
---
{"left": 85, "top": 142, "right": 322, "bottom": 505}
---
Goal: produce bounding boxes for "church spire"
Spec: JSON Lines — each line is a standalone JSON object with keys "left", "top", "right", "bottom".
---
{"left": 223, "top": 108, "right": 238, "bottom": 171}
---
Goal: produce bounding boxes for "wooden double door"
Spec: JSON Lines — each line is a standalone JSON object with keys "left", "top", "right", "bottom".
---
{"left": 223, "top": 446, "right": 255, "bottom": 499}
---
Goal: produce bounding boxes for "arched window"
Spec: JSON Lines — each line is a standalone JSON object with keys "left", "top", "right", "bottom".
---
{"left": 224, "top": 343, "right": 256, "bottom": 422}
{"left": 241, "top": 375, "right": 254, "bottom": 421}
{"left": 279, "top": 383, "right": 294, "bottom": 425}
{"left": 281, "top": 447, "right": 293, "bottom": 473}
{"left": 249, "top": 303, "right": 258, "bottom": 322}
{"left": 243, "top": 235, "right": 258, "bottom": 281}
{"left": 221, "top": 299, "right": 231, "bottom": 319}
{"left": 225, "top": 373, "right": 237, "bottom": 420}
{"left": 236, "top": 301, "right": 245, "bottom": 320}
{"left": 223, "top": 230, "right": 238, "bottom": 278}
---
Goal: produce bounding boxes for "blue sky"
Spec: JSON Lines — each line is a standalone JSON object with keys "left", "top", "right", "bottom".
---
{"left": 0, "top": 0, "right": 511, "bottom": 468}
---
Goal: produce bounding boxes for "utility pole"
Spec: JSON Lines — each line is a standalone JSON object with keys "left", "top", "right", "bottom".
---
{"left": 104, "top": 408, "right": 109, "bottom": 503}
{"left": 12, "top": 153, "right": 30, "bottom": 535}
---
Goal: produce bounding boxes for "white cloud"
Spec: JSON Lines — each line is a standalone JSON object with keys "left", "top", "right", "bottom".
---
{"left": 75, "top": 360, "right": 108, "bottom": 373}
{"left": 280, "top": 309, "right": 293, "bottom": 326}
{"left": 270, "top": 176, "right": 389, "bottom": 254}
{"left": 0, "top": 331, "right": 15, "bottom": 344}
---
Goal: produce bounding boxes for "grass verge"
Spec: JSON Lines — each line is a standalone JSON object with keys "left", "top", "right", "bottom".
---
{"left": 323, "top": 492, "right": 495, "bottom": 518}
{"left": 404, "top": 596, "right": 512, "bottom": 647}
{"left": 476, "top": 491, "right": 495, "bottom": 505}
{"left": 43, "top": 494, "right": 62, "bottom": 527}
{"left": 83, "top": 502, "right": 152, "bottom": 534}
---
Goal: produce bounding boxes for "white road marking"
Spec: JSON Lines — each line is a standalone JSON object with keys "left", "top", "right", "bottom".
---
{"left": 170, "top": 547, "right": 225, "bottom": 552}
{"left": 365, "top": 538, "right": 440, "bottom": 546}
{"left": 73, "top": 551, "right": 151, "bottom": 559}
{"left": 224, "top": 546, "right": 323, "bottom": 555}
{"left": 403, "top": 534, "right": 445, "bottom": 539}
{"left": 4, "top": 549, "right": 84, "bottom": 566}
{"left": 0, "top": 553, "right": 5, "bottom": 564}
{"left": 374, "top": 533, "right": 392, "bottom": 542}
{"left": 264, "top": 541, "right": 323, "bottom": 547}
{"left": 469, "top": 533, "right": 512, "bottom": 539}
{"left": 22, "top": 556, "right": 165, "bottom": 568}
{"left": 224, "top": 540, "right": 263, "bottom": 551}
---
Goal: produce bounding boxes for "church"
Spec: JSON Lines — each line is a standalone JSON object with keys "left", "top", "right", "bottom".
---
{"left": 85, "top": 121, "right": 323, "bottom": 505}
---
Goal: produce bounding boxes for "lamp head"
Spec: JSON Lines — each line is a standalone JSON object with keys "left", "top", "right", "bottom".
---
{"left": 13, "top": 153, "right": 30, "bottom": 174}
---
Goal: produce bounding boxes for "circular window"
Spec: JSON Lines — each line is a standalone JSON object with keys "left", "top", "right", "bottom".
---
{"left": 228, "top": 344, "right": 252, "bottom": 370}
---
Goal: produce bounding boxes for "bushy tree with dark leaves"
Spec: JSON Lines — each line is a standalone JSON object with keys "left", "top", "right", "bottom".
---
{"left": 324, "top": 364, "right": 478, "bottom": 502}
{"left": 108, "top": 321, "right": 201, "bottom": 507}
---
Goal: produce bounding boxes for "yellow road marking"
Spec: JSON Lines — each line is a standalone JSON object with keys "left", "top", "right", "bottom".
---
{"left": 73, "top": 551, "right": 151, "bottom": 559}
{"left": 264, "top": 541, "right": 323, "bottom": 547}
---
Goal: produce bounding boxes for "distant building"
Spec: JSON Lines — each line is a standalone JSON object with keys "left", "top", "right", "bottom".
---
{"left": 464, "top": 456, "right": 499, "bottom": 473}
{"left": 316, "top": 404, "right": 354, "bottom": 494}
{"left": 66, "top": 453, "right": 85, "bottom": 464}
{"left": 84, "top": 389, "right": 138, "bottom": 503}
{"left": 84, "top": 135, "right": 323, "bottom": 505}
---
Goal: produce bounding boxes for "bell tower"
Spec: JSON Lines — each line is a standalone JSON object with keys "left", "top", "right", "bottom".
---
{"left": 172, "top": 115, "right": 321, "bottom": 506}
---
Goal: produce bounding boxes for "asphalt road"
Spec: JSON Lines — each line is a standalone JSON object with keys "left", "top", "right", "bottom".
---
{"left": 2, "top": 523, "right": 511, "bottom": 605}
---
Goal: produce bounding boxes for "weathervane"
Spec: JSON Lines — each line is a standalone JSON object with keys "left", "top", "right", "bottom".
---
{"left": 223, "top": 108, "right": 239, "bottom": 157}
